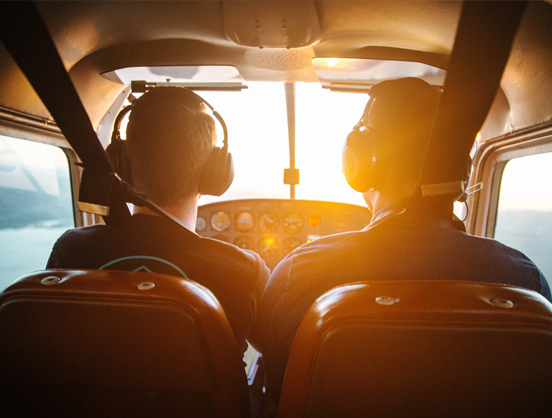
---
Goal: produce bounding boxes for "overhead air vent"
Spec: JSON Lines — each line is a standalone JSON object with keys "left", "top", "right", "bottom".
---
{"left": 223, "top": 0, "right": 321, "bottom": 49}
{"left": 254, "top": 49, "right": 313, "bottom": 71}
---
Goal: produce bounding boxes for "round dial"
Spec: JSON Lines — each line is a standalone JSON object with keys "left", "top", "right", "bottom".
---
{"left": 234, "top": 235, "right": 255, "bottom": 250}
{"left": 234, "top": 211, "right": 255, "bottom": 232}
{"left": 258, "top": 236, "right": 279, "bottom": 258}
{"left": 195, "top": 216, "right": 207, "bottom": 232}
{"left": 210, "top": 211, "right": 231, "bottom": 232}
{"left": 283, "top": 212, "right": 304, "bottom": 234}
{"left": 258, "top": 213, "right": 279, "bottom": 233}
{"left": 283, "top": 236, "right": 303, "bottom": 254}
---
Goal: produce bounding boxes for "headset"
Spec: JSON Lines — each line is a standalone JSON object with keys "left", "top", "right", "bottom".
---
{"left": 342, "top": 94, "right": 472, "bottom": 197}
{"left": 106, "top": 86, "right": 234, "bottom": 197}
{"left": 342, "top": 98, "right": 386, "bottom": 193}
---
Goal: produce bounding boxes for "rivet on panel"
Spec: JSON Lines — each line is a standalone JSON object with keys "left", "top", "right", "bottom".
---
{"left": 491, "top": 298, "right": 514, "bottom": 308}
{"left": 41, "top": 276, "right": 61, "bottom": 285}
{"left": 375, "top": 296, "right": 396, "bottom": 306}
{"left": 137, "top": 282, "right": 155, "bottom": 290}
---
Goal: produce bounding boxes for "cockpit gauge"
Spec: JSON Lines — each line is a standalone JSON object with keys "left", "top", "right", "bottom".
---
{"left": 258, "top": 213, "right": 279, "bottom": 233}
{"left": 235, "top": 211, "right": 255, "bottom": 232}
{"left": 307, "top": 213, "right": 322, "bottom": 228}
{"left": 196, "top": 216, "right": 207, "bottom": 232}
{"left": 258, "top": 236, "right": 279, "bottom": 258}
{"left": 283, "top": 236, "right": 303, "bottom": 254}
{"left": 210, "top": 211, "right": 231, "bottom": 232}
{"left": 234, "top": 235, "right": 255, "bottom": 251}
{"left": 283, "top": 212, "right": 304, "bottom": 234}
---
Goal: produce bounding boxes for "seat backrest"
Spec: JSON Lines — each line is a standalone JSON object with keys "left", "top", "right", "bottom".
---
{"left": 0, "top": 270, "right": 250, "bottom": 418}
{"left": 277, "top": 280, "right": 552, "bottom": 418}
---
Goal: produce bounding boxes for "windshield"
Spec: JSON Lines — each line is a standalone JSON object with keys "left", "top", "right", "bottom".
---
{"left": 197, "top": 82, "right": 368, "bottom": 206}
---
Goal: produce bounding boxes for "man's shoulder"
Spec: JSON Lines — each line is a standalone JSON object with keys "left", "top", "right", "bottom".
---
{"left": 46, "top": 224, "right": 124, "bottom": 267}
{"left": 270, "top": 230, "right": 366, "bottom": 282}
{"left": 196, "top": 234, "right": 267, "bottom": 270}
{"left": 53, "top": 224, "right": 114, "bottom": 249}
{"left": 292, "top": 230, "right": 365, "bottom": 259}
{"left": 463, "top": 233, "right": 538, "bottom": 265}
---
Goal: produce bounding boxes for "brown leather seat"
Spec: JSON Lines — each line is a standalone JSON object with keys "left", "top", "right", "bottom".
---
{"left": 0, "top": 270, "right": 250, "bottom": 418}
{"left": 277, "top": 280, "right": 552, "bottom": 418}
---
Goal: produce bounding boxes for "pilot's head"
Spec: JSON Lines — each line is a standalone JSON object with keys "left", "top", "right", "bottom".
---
{"left": 342, "top": 77, "right": 441, "bottom": 204}
{"left": 126, "top": 87, "right": 216, "bottom": 206}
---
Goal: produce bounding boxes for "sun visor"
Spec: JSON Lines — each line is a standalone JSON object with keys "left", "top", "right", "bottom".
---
{"left": 313, "top": 59, "right": 446, "bottom": 93}
{"left": 103, "top": 66, "right": 247, "bottom": 91}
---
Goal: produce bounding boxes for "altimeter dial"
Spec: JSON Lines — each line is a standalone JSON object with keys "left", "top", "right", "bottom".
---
{"left": 210, "top": 211, "right": 231, "bottom": 232}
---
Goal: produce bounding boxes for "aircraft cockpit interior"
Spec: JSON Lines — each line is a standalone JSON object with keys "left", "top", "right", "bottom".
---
{"left": 1, "top": 1, "right": 552, "bottom": 417}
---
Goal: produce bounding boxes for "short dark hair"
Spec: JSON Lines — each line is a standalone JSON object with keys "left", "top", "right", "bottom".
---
{"left": 126, "top": 87, "right": 216, "bottom": 206}
{"left": 367, "top": 78, "right": 441, "bottom": 187}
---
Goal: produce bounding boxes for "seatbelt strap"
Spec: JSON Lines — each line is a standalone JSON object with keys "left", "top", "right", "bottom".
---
{"left": 420, "top": 1, "right": 528, "bottom": 199}
{"left": 0, "top": 2, "right": 130, "bottom": 223}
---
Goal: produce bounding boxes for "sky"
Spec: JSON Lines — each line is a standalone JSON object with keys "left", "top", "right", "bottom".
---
{"left": 198, "top": 82, "right": 368, "bottom": 206}
{"left": 498, "top": 152, "right": 552, "bottom": 212}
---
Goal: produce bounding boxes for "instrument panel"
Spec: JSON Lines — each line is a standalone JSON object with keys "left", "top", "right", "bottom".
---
{"left": 196, "top": 199, "right": 372, "bottom": 270}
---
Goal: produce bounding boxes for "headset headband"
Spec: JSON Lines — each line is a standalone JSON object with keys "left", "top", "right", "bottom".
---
{"left": 109, "top": 83, "right": 234, "bottom": 197}
{"left": 114, "top": 83, "right": 229, "bottom": 150}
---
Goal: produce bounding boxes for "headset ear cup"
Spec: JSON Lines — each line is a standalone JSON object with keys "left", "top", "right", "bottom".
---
{"left": 106, "top": 139, "right": 133, "bottom": 186}
{"left": 342, "top": 127, "right": 383, "bottom": 193}
{"left": 199, "top": 148, "right": 235, "bottom": 196}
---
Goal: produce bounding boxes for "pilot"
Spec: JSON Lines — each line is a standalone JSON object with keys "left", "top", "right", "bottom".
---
{"left": 253, "top": 77, "right": 551, "bottom": 402}
{"left": 47, "top": 87, "right": 269, "bottom": 355}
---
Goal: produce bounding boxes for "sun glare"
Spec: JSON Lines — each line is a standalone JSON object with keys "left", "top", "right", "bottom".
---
{"left": 198, "top": 82, "right": 368, "bottom": 207}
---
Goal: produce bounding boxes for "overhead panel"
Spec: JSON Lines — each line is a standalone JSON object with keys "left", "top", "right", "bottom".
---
{"left": 222, "top": 0, "right": 321, "bottom": 49}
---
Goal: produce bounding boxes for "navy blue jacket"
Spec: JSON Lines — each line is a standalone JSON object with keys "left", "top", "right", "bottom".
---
{"left": 47, "top": 214, "right": 269, "bottom": 354}
{"left": 254, "top": 206, "right": 551, "bottom": 401}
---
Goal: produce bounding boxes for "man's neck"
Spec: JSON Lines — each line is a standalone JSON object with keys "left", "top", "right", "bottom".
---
{"left": 133, "top": 195, "right": 199, "bottom": 231}
{"left": 363, "top": 185, "right": 418, "bottom": 225}
{"left": 365, "top": 187, "right": 456, "bottom": 227}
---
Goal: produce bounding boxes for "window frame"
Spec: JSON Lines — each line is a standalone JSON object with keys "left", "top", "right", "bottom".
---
{"left": 468, "top": 125, "right": 552, "bottom": 238}
{"left": 0, "top": 110, "right": 82, "bottom": 227}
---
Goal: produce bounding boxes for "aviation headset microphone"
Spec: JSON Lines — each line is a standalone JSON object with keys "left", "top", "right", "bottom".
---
{"left": 107, "top": 86, "right": 235, "bottom": 197}
{"left": 342, "top": 97, "right": 386, "bottom": 193}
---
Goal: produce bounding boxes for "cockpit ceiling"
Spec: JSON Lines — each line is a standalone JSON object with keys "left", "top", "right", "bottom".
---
{"left": 34, "top": 1, "right": 461, "bottom": 76}
{"left": 0, "top": 1, "right": 552, "bottom": 138}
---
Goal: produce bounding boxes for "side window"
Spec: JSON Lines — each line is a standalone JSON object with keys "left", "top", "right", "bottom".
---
{"left": 0, "top": 135, "right": 75, "bottom": 291}
{"left": 494, "top": 152, "right": 552, "bottom": 283}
